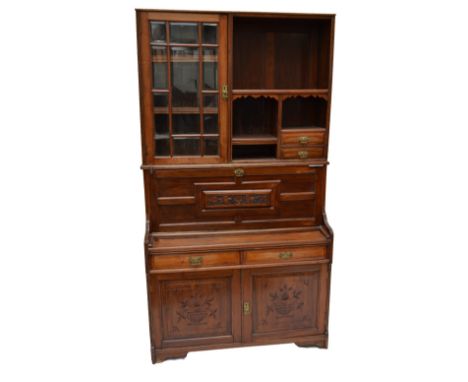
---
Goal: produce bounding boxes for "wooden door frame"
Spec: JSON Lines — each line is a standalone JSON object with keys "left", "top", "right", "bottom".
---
{"left": 136, "top": 11, "right": 229, "bottom": 165}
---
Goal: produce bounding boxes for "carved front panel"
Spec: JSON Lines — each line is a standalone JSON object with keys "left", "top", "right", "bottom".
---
{"left": 252, "top": 271, "right": 320, "bottom": 334}
{"left": 196, "top": 180, "right": 279, "bottom": 216}
{"left": 203, "top": 189, "right": 272, "bottom": 209}
{"left": 160, "top": 277, "right": 232, "bottom": 340}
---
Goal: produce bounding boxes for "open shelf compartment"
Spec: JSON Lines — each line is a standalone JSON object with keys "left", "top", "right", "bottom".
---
{"left": 233, "top": 17, "right": 332, "bottom": 90}
{"left": 232, "top": 96, "right": 278, "bottom": 160}
{"left": 282, "top": 96, "right": 327, "bottom": 129}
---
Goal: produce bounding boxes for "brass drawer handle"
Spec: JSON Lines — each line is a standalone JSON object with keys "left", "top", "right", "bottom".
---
{"left": 189, "top": 256, "right": 203, "bottom": 266}
{"left": 298, "top": 136, "right": 310, "bottom": 144}
{"left": 279, "top": 251, "right": 293, "bottom": 260}
{"left": 298, "top": 151, "right": 308, "bottom": 159}
{"left": 234, "top": 168, "right": 244, "bottom": 177}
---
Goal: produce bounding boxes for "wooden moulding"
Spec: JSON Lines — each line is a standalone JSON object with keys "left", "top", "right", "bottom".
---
{"left": 151, "top": 333, "right": 328, "bottom": 363}
{"left": 148, "top": 228, "right": 329, "bottom": 254}
{"left": 232, "top": 88, "right": 329, "bottom": 98}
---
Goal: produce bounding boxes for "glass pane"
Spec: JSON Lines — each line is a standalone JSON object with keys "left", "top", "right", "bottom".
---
{"left": 203, "top": 94, "right": 218, "bottom": 108}
{"left": 173, "top": 138, "right": 200, "bottom": 156}
{"left": 154, "top": 114, "right": 169, "bottom": 136}
{"left": 203, "top": 47, "right": 217, "bottom": 61}
{"left": 171, "top": 61, "right": 199, "bottom": 107}
{"left": 204, "top": 137, "right": 219, "bottom": 156}
{"left": 172, "top": 114, "right": 200, "bottom": 134}
{"left": 170, "top": 47, "right": 198, "bottom": 61}
{"left": 153, "top": 93, "right": 168, "bottom": 107}
{"left": 155, "top": 138, "right": 170, "bottom": 156}
{"left": 151, "top": 46, "right": 167, "bottom": 61}
{"left": 203, "top": 62, "right": 217, "bottom": 90}
{"left": 150, "top": 22, "right": 166, "bottom": 44}
{"left": 170, "top": 22, "right": 198, "bottom": 44}
{"left": 152, "top": 63, "right": 168, "bottom": 89}
{"left": 202, "top": 23, "right": 217, "bottom": 44}
{"left": 203, "top": 114, "right": 218, "bottom": 134}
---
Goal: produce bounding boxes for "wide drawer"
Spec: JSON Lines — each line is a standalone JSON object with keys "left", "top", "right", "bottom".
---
{"left": 281, "top": 130, "right": 326, "bottom": 146}
{"left": 150, "top": 251, "right": 240, "bottom": 270}
{"left": 243, "top": 246, "right": 327, "bottom": 265}
{"left": 280, "top": 147, "right": 324, "bottom": 160}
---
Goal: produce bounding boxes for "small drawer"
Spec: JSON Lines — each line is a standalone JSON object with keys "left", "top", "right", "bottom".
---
{"left": 280, "top": 147, "right": 324, "bottom": 160}
{"left": 243, "top": 246, "right": 327, "bottom": 265}
{"left": 150, "top": 251, "right": 239, "bottom": 270}
{"left": 281, "top": 130, "right": 325, "bottom": 146}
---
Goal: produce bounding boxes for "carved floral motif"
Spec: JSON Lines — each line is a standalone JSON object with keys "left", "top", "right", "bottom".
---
{"left": 267, "top": 284, "right": 304, "bottom": 317}
{"left": 176, "top": 289, "right": 218, "bottom": 326}
{"left": 206, "top": 193, "right": 270, "bottom": 208}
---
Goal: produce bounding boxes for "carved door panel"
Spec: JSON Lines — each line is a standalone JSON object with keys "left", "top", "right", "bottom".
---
{"left": 241, "top": 264, "right": 329, "bottom": 343}
{"left": 150, "top": 270, "right": 241, "bottom": 348}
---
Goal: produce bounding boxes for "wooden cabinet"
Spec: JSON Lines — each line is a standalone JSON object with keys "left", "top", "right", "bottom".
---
{"left": 137, "top": 9, "right": 335, "bottom": 363}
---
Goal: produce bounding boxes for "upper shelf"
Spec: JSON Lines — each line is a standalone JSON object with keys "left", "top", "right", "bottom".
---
{"left": 232, "top": 135, "right": 277, "bottom": 145}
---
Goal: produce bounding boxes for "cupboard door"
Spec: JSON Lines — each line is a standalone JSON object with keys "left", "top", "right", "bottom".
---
{"left": 242, "top": 264, "right": 328, "bottom": 343}
{"left": 137, "top": 12, "right": 228, "bottom": 164}
{"left": 150, "top": 270, "right": 241, "bottom": 348}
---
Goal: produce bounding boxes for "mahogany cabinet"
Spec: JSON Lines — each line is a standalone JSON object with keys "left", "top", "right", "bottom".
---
{"left": 136, "top": 9, "right": 335, "bottom": 363}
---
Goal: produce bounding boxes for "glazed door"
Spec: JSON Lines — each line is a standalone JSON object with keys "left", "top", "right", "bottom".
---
{"left": 150, "top": 270, "right": 241, "bottom": 348}
{"left": 137, "top": 12, "right": 228, "bottom": 164}
{"left": 241, "top": 264, "right": 329, "bottom": 343}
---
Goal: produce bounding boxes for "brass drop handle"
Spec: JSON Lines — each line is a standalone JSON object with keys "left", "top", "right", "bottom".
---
{"left": 298, "top": 151, "right": 308, "bottom": 159}
{"left": 222, "top": 84, "right": 228, "bottom": 100}
{"left": 279, "top": 251, "right": 293, "bottom": 259}
{"left": 298, "top": 136, "right": 310, "bottom": 144}
{"left": 234, "top": 168, "right": 244, "bottom": 177}
{"left": 189, "top": 256, "right": 203, "bottom": 266}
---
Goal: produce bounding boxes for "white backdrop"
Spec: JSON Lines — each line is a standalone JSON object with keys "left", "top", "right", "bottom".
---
{"left": 1, "top": 0, "right": 467, "bottom": 381}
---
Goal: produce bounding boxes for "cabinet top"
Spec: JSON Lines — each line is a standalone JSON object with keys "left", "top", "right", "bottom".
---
{"left": 135, "top": 9, "right": 335, "bottom": 18}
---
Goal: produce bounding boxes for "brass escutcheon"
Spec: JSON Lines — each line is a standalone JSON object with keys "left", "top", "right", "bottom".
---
{"left": 189, "top": 256, "right": 203, "bottom": 266}
{"left": 234, "top": 168, "right": 245, "bottom": 177}
{"left": 298, "top": 151, "right": 308, "bottom": 159}
{"left": 243, "top": 302, "right": 251, "bottom": 315}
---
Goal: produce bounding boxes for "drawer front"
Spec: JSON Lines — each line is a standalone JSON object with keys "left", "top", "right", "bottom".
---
{"left": 280, "top": 147, "right": 324, "bottom": 160}
{"left": 243, "top": 246, "right": 327, "bottom": 265}
{"left": 281, "top": 130, "right": 325, "bottom": 146}
{"left": 151, "top": 251, "right": 240, "bottom": 270}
